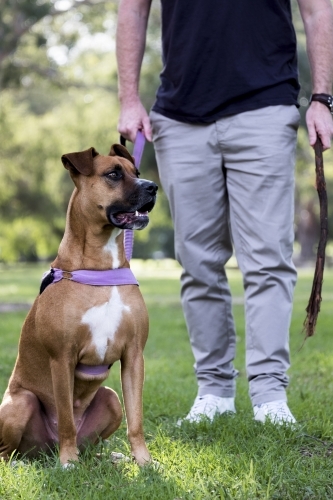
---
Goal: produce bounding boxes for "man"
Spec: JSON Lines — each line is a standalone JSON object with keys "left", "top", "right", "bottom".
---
{"left": 116, "top": 0, "right": 333, "bottom": 424}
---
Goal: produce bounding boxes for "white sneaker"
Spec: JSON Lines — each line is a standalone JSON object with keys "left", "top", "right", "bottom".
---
{"left": 253, "top": 400, "right": 296, "bottom": 425}
{"left": 177, "top": 394, "right": 236, "bottom": 425}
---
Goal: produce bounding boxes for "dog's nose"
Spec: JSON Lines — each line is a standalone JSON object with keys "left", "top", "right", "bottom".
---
{"left": 141, "top": 180, "right": 158, "bottom": 195}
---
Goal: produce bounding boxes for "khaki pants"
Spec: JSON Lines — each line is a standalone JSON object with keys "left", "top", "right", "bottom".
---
{"left": 150, "top": 105, "right": 300, "bottom": 406}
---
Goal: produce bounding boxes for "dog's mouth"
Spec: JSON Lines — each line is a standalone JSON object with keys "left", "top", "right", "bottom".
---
{"left": 112, "top": 210, "right": 148, "bottom": 226}
{"left": 109, "top": 199, "right": 155, "bottom": 230}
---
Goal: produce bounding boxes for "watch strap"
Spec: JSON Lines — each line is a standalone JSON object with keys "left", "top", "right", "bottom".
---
{"left": 310, "top": 93, "right": 333, "bottom": 113}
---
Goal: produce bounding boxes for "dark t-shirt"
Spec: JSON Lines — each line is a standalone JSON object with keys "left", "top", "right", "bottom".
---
{"left": 152, "top": 0, "right": 300, "bottom": 123}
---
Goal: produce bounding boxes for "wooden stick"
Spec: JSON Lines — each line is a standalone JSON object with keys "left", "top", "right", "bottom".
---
{"left": 303, "top": 138, "right": 328, "bottom": 337}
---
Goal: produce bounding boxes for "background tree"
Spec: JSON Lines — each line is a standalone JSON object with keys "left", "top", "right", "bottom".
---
{"left": 0, "top": 0, "right": 332, "bottom": 262}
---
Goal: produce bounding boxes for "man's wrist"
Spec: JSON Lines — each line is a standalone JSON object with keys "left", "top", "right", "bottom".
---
{"left": 118, "top": 90, "right": 141, "bottom": 105}
{"left": 309, "top": 93, "right": 333, "bottom": 113}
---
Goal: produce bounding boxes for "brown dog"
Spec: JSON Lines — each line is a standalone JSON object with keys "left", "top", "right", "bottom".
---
{"left": 0, "top": 144, "right": 157, "bottom": 466}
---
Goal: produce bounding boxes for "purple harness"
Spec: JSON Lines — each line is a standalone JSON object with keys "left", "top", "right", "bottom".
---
{"left": 49, "top": 266, "right": 138, "bottom": 376}
{"left": 44, "top": 133, "right": 146, "bottom": 376}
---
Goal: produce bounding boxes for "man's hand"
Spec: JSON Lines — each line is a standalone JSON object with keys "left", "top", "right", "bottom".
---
{"left": 118, "top": 98, "right": 152, "bottom": 143}
{"left": 297, "top": 0, "right": 333, "bottom": 150}
{"left": 306, "top": 101, "right": 333, "bottom": 150}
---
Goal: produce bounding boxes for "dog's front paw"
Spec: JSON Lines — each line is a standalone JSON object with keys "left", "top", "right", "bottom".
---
{"left": 110, "top": 450, "right": 160, "bottom": 468}
{"left": 62, "top": 461, "right": 77, "bottom": 470}
{"left": 60, "top": 447, "right": 79, "bottom": 467}
{"left": 10, "top": 460, "right": 26, "bottom": 468}
{"left": 131, "top": 449, "right": 152, "bottom": 467}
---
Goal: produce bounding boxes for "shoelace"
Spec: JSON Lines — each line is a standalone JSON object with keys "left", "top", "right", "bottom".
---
{"left": 265, "top": 402, "right": 292, "bottom": 419}
{"left": 189, "top": 396, "right": 221, "bottom": 415}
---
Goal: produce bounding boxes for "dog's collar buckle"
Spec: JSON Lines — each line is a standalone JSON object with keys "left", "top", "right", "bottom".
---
{"left": 61, "top": 270, "right": 73, "bottom": 280}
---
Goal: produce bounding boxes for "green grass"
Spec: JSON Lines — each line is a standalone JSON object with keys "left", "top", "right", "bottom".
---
{"left": 0, "top": 260, "right": 333, "bottom": 499}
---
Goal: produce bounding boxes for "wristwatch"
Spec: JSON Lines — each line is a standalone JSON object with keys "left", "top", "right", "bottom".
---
{"left": 309, "top": 93, "right": 333, "bottom": 113}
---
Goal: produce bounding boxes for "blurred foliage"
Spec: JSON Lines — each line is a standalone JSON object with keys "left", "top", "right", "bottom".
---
{"left": 0, "top": 0, "right": 332, "bottom": 262}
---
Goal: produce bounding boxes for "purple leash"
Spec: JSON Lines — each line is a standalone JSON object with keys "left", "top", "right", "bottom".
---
{"left": 122, "top": 131, "right": 146, "bottom": 261}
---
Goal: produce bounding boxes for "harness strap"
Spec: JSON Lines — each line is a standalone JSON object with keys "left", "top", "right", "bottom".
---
{"left": 75, "top": 362, "right": 112, "bottom": 375}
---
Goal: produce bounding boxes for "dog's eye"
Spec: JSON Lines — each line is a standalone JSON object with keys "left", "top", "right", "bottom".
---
{"left": 106, "top": 170, "right": 122, "bottom": 180}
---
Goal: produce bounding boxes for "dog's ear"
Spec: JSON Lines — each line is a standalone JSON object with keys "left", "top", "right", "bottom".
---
{"left": 61, "top": 147, "right": 99, "bottom": 176}
{"left": 109, "top": 144, "right": 134, "bottom": 165}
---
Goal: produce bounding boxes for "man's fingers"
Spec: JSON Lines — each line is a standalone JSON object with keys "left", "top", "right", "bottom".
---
{"left": 319, "top": 135, "right": 332, "bottom": 151}
{"left": 313, "top": 125, "right": 333, "bottom": 150}
{"left": 307, "top": 122, "right": 317, "bottom": 147}
{"left": 117, "top": 123, "right": 137, "bottom": 143}
{"left": 306, "top": 103, "right": 333, "bottom": 151}
{"left": 142, "top": 116, "right": 153, "bottom": 142}
{"left": 117, "top": 101, "right": 152, "bottom": 143}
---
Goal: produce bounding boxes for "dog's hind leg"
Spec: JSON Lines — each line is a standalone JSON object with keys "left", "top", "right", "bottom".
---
{"left": 0, "top": 389, "right": 52, "bottom": 460}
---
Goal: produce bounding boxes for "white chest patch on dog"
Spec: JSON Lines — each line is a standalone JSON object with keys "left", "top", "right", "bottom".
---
{"left": 104, "top": 229, "right": 123, "bottom": 268}
{"left": 81, "top": 287, "right": 130, "bottom": 360}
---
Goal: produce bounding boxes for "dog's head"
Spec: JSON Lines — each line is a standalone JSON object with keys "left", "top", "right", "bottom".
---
{"left": 61, "top": 144, "right": 157, "bottom": 230}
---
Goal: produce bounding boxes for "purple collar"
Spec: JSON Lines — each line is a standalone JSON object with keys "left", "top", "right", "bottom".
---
{"left": 52, "top": 267, "right": 138, "bottom": 286}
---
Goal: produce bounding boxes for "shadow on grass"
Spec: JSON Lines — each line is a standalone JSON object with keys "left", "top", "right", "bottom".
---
{"left": 1, "top": 439, "right": 188, "bottom": 500}
{"left": 2, "top": 411, "right": 333, "bottom": 499}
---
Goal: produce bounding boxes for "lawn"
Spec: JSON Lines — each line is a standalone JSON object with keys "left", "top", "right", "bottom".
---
{"left": 0, "top": 260, "right": 332, "bottom": 499}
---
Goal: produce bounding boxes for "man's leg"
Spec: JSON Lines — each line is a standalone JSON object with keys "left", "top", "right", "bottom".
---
{"left": 220, "top": 105, "right": 299, "bottom": 421}
{"left": 150, "top": 111, "right": 238, "bottom": 412}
